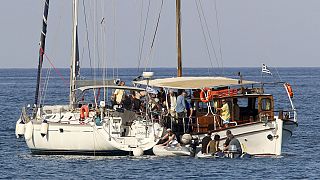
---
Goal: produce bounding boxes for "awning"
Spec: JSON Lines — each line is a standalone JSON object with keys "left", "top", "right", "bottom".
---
{"left": 133, "top": 76, "right": 257, "bottom": 89}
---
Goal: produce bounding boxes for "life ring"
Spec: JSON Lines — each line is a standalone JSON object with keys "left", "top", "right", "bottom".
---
{"left": 200, "top": 88, "right": 212, "bottom": 103}
{"left": 284, "top": 83, "right": 294, "bottom": 98}
{"left": 80, "top": 105, "right": 89, "bottom": 119}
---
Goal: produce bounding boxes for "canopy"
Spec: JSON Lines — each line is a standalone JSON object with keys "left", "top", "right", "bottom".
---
{"left": 133, "top": 76, "right": 257, "bottom": 89}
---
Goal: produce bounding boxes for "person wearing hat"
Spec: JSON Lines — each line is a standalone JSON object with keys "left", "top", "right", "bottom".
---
{"left": 161, "top": 128, "right": 179, "bottom": 147}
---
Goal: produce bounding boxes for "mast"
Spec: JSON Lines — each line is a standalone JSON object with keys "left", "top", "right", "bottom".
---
{"left": 34, "top": 0, "right": 49, "bottom": 112}
{"left": 176, "top": 0, "right": 182, "bottom": 77}
{"left": 70, "top": 0, "right": 80, "bottom": 109}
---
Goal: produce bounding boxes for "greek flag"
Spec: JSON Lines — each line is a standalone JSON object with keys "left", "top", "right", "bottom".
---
{"left": 262, "top": 64, "right": 272, "bottom": 75}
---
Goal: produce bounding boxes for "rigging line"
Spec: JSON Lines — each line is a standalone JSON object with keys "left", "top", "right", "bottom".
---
{"left": 273, "top": 66, "right": 283, "bottom": 82}
{"left": 150, "top": 0, "right": 164, "bottom": 52}
{"left": 96, "top": 3, "right": 103, "bottom": 78}
{"left": 195, "top": 0, "right": 214, "bottom": 75}
{"left": 41, "top": 68, "right": 52, "bottom": 105}
{"left": 137, "top": 0, "right": 144, "bottom": 73}
{"left": 139, "top": 0, "right": 151, "bottom": 72}
{"left": 41, "top": 2, "right": 66, "bottom": 105}
{"left": 146, "top": 0, "right": 164, "bottom": 71}
{"left": 100, "top": 0, "right": 107, "bottom": 103}
{"left": 198, "top": 0, "right": 220, "bottom": 70}
{"left": 40, "top": 48, "right": 69, "bottom": 86}
{"left": 93, "top": 0, "right": 97, "bottom": 107}
{"left": 112, "top": 0, "right": 119, "bottom": 79}
{"left": 213, "top": 0, "right": 224, "bottom": 74}
{"left": 82, "top": 0, "right": 93, "bottom": 77}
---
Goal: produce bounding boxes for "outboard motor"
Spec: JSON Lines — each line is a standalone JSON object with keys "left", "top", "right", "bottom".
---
{"left": 227, "top": 145, "right": 241, "bottom": 158}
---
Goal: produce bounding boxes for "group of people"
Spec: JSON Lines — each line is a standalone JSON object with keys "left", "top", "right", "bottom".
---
{"left": 112, "top": 84, "right": 194, "bottom": 131}
{"left": 159, "top": 128, "right": 243, "bottom": 158}
{"left": 112, "top": 82, "right": 241, "bottom": 133}
{"left": 112, "top": 81, "right": 146, "bottom": 112}
{"left": 201, "top": 130, "right": 242, "bottom": 156}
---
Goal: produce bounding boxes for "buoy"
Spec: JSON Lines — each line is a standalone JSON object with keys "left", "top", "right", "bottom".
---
{"left": 24, "top": 121, "right": 33, "bottom": 141}
{"left": 40, "top": 120, "right": 48, "bottom": 137}
{"left": 133, "top": 147, "right": 144, "bottom": 157}
{"left": 15, "top": 119, "right": 25, "bottom": 138}
{"left": 181, "top": 134, "right": 192, "bottom": 145}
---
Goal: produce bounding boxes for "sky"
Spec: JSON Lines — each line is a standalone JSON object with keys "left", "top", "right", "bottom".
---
{"left": 1, "top": 0, "right": 320, "bottom": 69}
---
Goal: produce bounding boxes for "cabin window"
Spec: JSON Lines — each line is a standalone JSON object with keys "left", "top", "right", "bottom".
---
{"left": 198, "top": 102, "right": 208, "bottom": 113}
{"left": 261, "top": 98, "right": 271, "bottom": 111}
{"left": 237, "top": 98, "right": 248, "bottom": 107}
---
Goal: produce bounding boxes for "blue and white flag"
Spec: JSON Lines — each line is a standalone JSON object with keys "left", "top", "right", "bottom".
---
{"left": 262, "top": 64, "right": 272, "bottom": 75}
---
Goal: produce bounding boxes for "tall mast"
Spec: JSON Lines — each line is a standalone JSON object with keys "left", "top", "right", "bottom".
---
{"left": 70, "top": 0, "right": 79, "bottom": 109}
{"left": 34, "top": 0, "right": 49, "bottom": 110}
{"left": 176, "top": 0, "right": 182, "bottom": 77}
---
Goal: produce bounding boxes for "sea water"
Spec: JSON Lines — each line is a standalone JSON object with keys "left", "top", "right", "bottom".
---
{"left": 0, "top": 67, "right": 319, "bottom": 179}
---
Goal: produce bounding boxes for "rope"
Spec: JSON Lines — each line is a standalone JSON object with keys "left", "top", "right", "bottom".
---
{"left": 82, "top": 0, "right": 93, "bottom": 76}
{"left": 40, "top": 48, "right": 68, "bottom": 86}
{"left": 93, "top": 0, "right": 97, "bottom": 108}
{"left": 138, "top": 0, "right": 151, "bottom": 72}
{"left": 39, "top": 2, "right": 66, "bottom": 105}
{"left": 195, "top": 1, "right": 215, "bottom": 75}
{"left": 112, "top": 0, "right": 119, "bottom": 79}
{"left": 198, "top": 0, "right": 220, "bottom": 70}
{"left": 41, "top": 67, "right": 52, "bottom": 105}
{"left": 145, "top": 0, "right": 164, "bottom": 71}
{"left": 137, "top": 0, "right": 144, "bottom": 73}
{"left": 213, "top": 0, "right": 224, "bottom": 74}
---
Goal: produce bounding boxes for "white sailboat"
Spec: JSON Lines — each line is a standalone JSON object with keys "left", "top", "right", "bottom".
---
{"left": 15, "top": 0, "right": 164, "bottom": 156}
{"left": 133, "top": 0, "right": 298, "bottom": 156}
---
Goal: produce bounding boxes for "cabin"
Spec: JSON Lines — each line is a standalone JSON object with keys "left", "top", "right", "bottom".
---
{"left": 133, "top": 76, "right": 278, "bottom": 135}
{"left": 192, "top": 92, "right": 275, "bottom": 134}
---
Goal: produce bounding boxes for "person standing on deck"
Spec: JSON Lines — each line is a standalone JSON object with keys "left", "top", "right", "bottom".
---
{"left": 232, "top": 98, "right": 240, "bottom": 121}
{"left": 113, "top": 81, "right": 125, "bottom": 107}
{"left": 176, "top": 90, "right": 187, "bottom": 133}
{"left": 217, "top": 99, "right": 230, "bottom": 126}
{"left": 167, "top": 89, "right": 177, "bottom": 118}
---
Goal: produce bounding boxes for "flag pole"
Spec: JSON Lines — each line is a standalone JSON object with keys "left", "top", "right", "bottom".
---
{"left": 260, "top": 64, "right": 263, "bottom": 91}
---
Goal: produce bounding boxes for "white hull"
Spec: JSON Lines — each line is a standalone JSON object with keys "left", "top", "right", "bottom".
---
{"left": 153, "top": 145, "right": 191, "bottom": 156}
{"left": 196, "top": 118, "right": 297, "bottom": 156}
{"left": 23, "top": 108, "right": 164, "bottom": 155}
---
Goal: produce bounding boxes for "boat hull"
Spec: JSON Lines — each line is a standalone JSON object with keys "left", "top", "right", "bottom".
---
{"left": 25, "top": 119, "right": 163, "bottom": 156}
{"left": 196, "top": 118, "right": 297, "bottom": 156}
{"left": 153, "top": 145, "right": 191, "bottom": 156}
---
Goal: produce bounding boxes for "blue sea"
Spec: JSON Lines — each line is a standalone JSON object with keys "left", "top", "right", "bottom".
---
{"left": 0, "top": 67, "right": 319, "bottom": 179}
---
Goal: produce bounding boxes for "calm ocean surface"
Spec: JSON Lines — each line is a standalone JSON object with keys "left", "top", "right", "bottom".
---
{"left": 0, "top": 67, "right": 319, "bottom": 179}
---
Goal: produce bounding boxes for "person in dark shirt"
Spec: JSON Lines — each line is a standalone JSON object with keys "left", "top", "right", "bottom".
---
{"left": 223, "top": 130, "right": 233, "bottom": 148}
{"left": 223, "top": 130, "right": 242, "bottom": 155}
{"left": 201, "top": 131, "right": 212, "bottom": 154}
{"left": 122, "top": 94, "right": 132, "bottom": 110}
